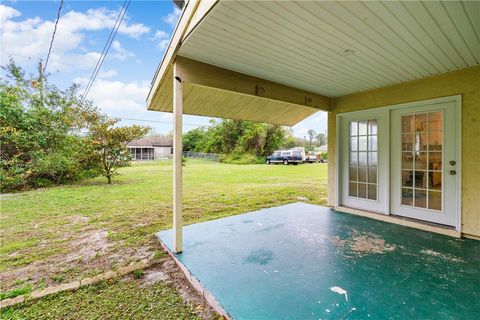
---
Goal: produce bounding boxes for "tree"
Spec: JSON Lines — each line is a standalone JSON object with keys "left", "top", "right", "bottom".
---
{"left": 181, "top": 119, "right": 288, "bottom": 162}
{"left": 86, "top": 116, "right": 149, "bottom": 184}
{"left": 0, "top": 60, "right": 100, "bottom": 191}
{"left": 307, "top": 129, "right": 316, "bottom": 148}
{"left": 0, "top": 59, "right": 148, "bottom": 190}
{"left": 316, "top": 132, "right": 327, "bottom": 146}
{"left": 183, "top": 127, "right": 206, "bottom": 151}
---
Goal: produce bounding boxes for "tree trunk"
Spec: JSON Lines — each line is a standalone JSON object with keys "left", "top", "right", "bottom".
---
{"left": 107, "top": 175, "right": 112, "bottom": 184}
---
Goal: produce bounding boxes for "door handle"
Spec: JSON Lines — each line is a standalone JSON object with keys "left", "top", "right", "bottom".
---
{"left": 449, "top": 160, "right": 456, "bottom": 166}
{"left": 450, "top": 170, "right": 456, "bottom": 175}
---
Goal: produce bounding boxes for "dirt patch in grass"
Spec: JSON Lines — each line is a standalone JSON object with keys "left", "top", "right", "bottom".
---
{"left": 65, "top": 230, "right": 109, "bottom": 262}
{"left": 69, "top": 215, "right": 89, "bottom": 224}
{"left": 0, "top": 230, "right": 156, "bottom": 294}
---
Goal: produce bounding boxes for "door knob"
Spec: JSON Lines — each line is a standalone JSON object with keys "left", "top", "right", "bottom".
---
{"left": 450, "top": 170, "right": 456, "bottom": 175}
{"left": 449, "top": 160, "right": 456, "bottom": 166}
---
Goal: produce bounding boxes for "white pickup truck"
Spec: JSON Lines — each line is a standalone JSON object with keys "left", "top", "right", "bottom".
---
{"left": 305, "top": 154, "right": 318, "bottom": 163}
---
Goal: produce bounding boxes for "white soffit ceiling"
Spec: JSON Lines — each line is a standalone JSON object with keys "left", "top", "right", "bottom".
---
{"left": 178, "top": 0, "right": 480, "bottom": 97}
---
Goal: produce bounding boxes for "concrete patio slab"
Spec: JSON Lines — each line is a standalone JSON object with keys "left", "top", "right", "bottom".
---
{"left": 158, "top": 202, "right": 479, "bottom": 319}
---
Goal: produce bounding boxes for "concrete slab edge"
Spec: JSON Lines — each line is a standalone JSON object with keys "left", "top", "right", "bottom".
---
{"left": 158, "top": 239, "right": 230, "bottom": 320}
{"left": 0, "top": 257, "right": 168, "bottom": 309}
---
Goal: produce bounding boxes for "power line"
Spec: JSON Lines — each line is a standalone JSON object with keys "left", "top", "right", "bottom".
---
{"left": 80, "top": 0, "right": 131, "bottom": 105}
{"left": 44, "top": 0, "right": 64, "bottom": 74}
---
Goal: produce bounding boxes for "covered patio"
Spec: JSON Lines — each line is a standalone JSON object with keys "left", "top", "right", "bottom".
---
{"left": 147, "top": 0, "right": 480, "bottom": 318}
{"left": 158, "top": 202, "right": 480, "bottom": 319}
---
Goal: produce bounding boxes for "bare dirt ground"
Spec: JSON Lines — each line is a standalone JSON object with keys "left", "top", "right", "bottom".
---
{"left": 0, "top": 228, "right": 156, "bottom": 292}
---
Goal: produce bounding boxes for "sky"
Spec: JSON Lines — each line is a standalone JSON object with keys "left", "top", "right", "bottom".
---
{"left": 0, "top": 0, "right": 327, "bottom": 138}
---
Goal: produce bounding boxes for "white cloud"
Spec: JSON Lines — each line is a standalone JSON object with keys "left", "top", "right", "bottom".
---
{"left": 98, "top": 69, "right": 118, "bottom": 79}
{"left": 0, "top": 4, "right": 20, "bottom": 22}
{"left": 75, "top": 77, "right": 150, "bottom": 115}
{"left": 111, "top": 40, "right": 135, "bottom": 60}
{"left": 152, "top": 30, "right": 170, "bottom": 50}
{"left": 0, "top": 5, "right": 149, "bottom": 70}
{"left": 311, "top": 112, "right": 327, "bottom": 123}
{"left": 164, "top": 7, "right": 181, "bottom": 28}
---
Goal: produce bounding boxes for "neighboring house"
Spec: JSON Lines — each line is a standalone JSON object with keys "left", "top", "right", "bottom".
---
{"left": 146, "top": 0, "right": 480, "bottom": 252}
{"left": 314, "top": 145, "right": 328, "bottom": 158}
{"left": 313, "top": 145, "right": 328, "bottom": 153}
{"left": 127, "top": 136, "right": 173, "bottom": 160}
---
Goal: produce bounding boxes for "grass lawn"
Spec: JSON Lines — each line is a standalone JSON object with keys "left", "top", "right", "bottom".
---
{"left": 2, "top": 279, "right": 202, "bottom": 320}
{"left": 1, "top": 159, "right": 327, "bottom": 317}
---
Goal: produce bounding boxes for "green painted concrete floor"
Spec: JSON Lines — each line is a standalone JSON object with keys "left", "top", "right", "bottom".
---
{"left": 158, "top": 202, "right": 480, "bottom": 319}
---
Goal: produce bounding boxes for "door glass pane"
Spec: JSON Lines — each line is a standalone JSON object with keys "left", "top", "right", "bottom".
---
{"left": 402, "top": 134, "right": 414, "bottom": 151}
{"left": 415, "top": 152, "right": 427, "bottom": 170}
{"left": 429, "top": 152, "right": 442, "bottom": 170}
{"left": 368, "top": 152, "right": 377, "bottom": 166}
{"left": 350, "top": 122, "right": 358, "bottom": 136}
{"left": 402, "top": 188, "right": 413, "bottom": 206}
{"left": 358, "top": 152, "right": 367, "bottom": 166}
{"left": 368, "top": 120, "right": 377, "bottom": 134}
{"left": 429, "top": 172, "right": 442, "bottom": 190}
{"left": 359, "top": 136, "right": 367, "bottom": 151}
{"left": 368, "top": 135, "right": 377, "bottom": 151}
{"left": 349, "top": 166, "right": 357, "bottom": 181}
{"left": 368, "top": 184, "right": 377, "bottom": 200}
{"left": 402, "top": 152, "right": 413, "bottom": 169}
{"left": 368, "top": 166, "right": 377, "bottom": 184}
{"left": 350, "top": 137, "right": 358, "bottom": 151}
{"left": 402, "top": 170, "right": 413, "bottom": 188}
{"left": 415, "top": 171, "right": 427, "bottom": 188}
{"left": 359, "top": 121, "right": 368, "bottom": 135}
{"left": 401, "top": 111, "right": 443, "bottom": 211}
{"left": 428, "top": 131, "right": 442, "bottom": 151}
{"left": 428, "top": 112, "right": 442, "bottom": 131}
{"left": 358, "top": 167, "right": 367, "bottom": 183}
{"left": 349, "top": 119, "right": 377, "bottom": 200}
{"left": 358, "top": 183, "right": 367, "bottom": 198}
{"left": 415, "top": 114, "right": 427, "bottom": 132}
{"left": 402, "top": 115, "right": 414, "bottom": 133}
{"left": 415, "top": 190, "right": 427, "bottom": 208}
{"left": 429, "top": 191, "right": 442, "bottom": 211}
{"left": 349, "top": 182, "right": 357, "bottom": 197}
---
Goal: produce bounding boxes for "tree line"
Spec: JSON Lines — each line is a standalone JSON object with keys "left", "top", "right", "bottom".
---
{"left": 182, "top": 120, "right": 327, "bottom": 164}
{"left": 0, "top": 61, "right": 148, "bottom": 192}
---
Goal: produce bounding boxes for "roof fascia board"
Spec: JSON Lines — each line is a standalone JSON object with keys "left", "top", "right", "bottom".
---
{"left": 147, "top": 0, "right": 218, "bottom": 107}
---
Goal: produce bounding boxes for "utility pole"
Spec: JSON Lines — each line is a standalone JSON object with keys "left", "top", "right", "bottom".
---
{"left": 38, "top": 60, "right": 44, "bottom": 106}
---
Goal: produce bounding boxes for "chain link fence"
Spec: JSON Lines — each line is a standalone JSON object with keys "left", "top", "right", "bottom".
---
{"left": 183, "top": 151, "right": 221, "bottom": 162}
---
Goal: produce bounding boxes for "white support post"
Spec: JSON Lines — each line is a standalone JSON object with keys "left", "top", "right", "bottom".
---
{"left": 173, "top": 61, "right": 183, "bottom": 253}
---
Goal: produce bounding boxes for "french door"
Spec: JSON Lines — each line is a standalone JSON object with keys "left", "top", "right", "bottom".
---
{"left": 338, "top": 110, "right": 389, "bottom": 213}
{"left": 338, "top": 97, "right": 460, "bottom": 228}
{"left": 391, "top": 101, "right": 458, "bottom": 227}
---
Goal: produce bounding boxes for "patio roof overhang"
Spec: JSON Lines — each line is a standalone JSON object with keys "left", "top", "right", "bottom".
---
{"left": 147, "top": 0, "right": 479, "bottom": 124}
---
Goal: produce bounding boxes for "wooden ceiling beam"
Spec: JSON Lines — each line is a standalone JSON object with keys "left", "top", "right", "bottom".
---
{"left": 174, "top": 56, "right": 332, "bottom": 110}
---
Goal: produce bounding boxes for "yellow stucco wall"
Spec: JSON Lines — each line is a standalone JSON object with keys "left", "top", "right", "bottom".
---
{"left": 328, "top": 65, "right": 480, "bottom": 237}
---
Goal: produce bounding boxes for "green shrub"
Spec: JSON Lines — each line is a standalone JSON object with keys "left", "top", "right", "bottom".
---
{"left": 221, "top": 153, "right": 264, "bottom": 164}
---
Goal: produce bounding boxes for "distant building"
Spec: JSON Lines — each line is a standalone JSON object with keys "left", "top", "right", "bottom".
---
{"left": 127, "top": 136, "right": 173, "bottom": 160}
{"left": 314, "top": 145, "right": 328, "bottom": 153}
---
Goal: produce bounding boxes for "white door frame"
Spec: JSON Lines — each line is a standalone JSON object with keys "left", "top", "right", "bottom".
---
{"left": 336, "top": 95, "right": 462, "bottom": 231}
